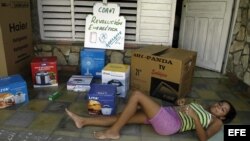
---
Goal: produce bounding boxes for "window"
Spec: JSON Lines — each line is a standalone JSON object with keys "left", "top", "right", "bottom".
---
{"left": 37, "top": 0, "right": 137, "bottom": 42}
{"left": 38, "top": 0, "right": 177, "bottom": 46}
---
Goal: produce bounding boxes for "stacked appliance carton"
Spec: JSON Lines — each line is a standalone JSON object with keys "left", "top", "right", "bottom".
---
{"left": 0, "top": 0, "right": 33, "bottom": 77}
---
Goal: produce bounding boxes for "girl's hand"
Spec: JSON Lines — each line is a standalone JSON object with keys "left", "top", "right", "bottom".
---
{"left": 185, "top": 106, "right": 199, "bottom": 120}
{"left": 175, "top": 98, "right": 186, "bottom": 106}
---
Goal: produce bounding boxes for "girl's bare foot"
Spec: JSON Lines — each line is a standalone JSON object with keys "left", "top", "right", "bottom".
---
{"left": 93, "top": 130, "right": 120, "bottom": 140}
{"left": 65, "top": 108, "right": 85, "bottom": 128}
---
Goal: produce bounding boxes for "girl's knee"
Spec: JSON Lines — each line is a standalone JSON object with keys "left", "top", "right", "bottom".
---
{"left": 132, "top": 90, "right": 146, "bottom": 98}
{"left": 132, "top": 90, "right": 143, "bottom": 95}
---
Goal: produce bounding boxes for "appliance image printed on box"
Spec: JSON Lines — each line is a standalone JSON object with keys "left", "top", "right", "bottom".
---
{"left": 67, "top": 75, "right": 93, "bottom": 92}
{"left": 102, "top": 63, "right": 130, "bottom": 98}
{"left": 80, "top": 48, "right": 105, "bottom": 78}
{"left": 0, "top": 74, "right": 29, "bottom": 109}
{"left": 87, "top": 84, "right": 117, "bottom": 116}
{"left": 31, "top": 56, "right": 58, "bottom": 88}
{"left": 150, "top": 78, "right": 178, "bottom": 103}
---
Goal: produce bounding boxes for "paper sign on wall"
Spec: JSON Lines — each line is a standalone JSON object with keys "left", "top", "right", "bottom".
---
{"left": 84, "top": 3, "right": 126, "bottom": 50}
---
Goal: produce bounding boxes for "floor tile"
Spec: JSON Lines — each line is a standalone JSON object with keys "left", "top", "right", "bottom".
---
{"left": 0, "top": 129, "right": 18, "bottom": 141}
{"left": 0, "top": 110, "right": 15, "bottom": 125}
{"left": 195, "top": 89, "right": 221, "bottom": 100}
{"left": 18, "top": 99, "right": 49, "bottom": 112}
{"left": 28, "top": 113, "right": 63, "bottom": 133}
{"left": 3, "top": 111, "right": 37, "bottom": 128}
{"left": 43, "top": 101, "right": 71, "bottom": 113}
{"left": 120, "top": 124, "right": 140, "bottom": 136}
{"left": 48, "top": 134, "right": 85, "bottom": 141}
{"left": 12, "top": 130, "right": 50, "bottom": 141}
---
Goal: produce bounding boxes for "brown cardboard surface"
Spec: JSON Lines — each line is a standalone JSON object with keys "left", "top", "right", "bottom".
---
{"left": 131, "top": 46, "right": 197, "bottom": 101}
{"left": 0, "top": 0, "right": 33, "bottom": 77}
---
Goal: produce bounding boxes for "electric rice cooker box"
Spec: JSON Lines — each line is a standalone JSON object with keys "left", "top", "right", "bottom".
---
{"left": 80, "top": 48, "right": 106, "bottom": 78}
{"left": 102, "top": 63, "right": 130, "bottom": 98}
{"left": 31, "top": 56, "right": 58, "bottom": 88}
{"left": 67, "top": 75, "right": 93, "bottom": 92}
{"left": 131, "top": 46, "right": 197, "bottom": 102}
{"left": 87, "top": 84, "right": 116, "bottom": 116}
{"left": 0, "top": 74, "right": 29, "bottom": 109}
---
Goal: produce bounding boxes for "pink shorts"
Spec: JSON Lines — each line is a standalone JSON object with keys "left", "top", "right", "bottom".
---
{"left": 145, "top": 107, "right": 181, "bottom": 135}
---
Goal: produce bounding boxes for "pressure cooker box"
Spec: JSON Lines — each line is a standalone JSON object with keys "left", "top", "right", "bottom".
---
{"left": 31, "top": 56, "right": 58, "bottom": 88}
{"left": 131, "top": 46, "right": 197, "bottom": 102}
{"left": 102, "top": 63, "right": 130, "bottom": 98}
{"left": 0, "top": 74, "right": 29, "bottom": 109}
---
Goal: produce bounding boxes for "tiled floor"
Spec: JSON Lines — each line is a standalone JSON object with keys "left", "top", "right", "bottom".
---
{"left": 0, "top": 68, "right": 250, "bottom": 141}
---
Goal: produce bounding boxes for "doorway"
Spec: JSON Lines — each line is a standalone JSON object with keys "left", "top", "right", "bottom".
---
{"left": 172, "top": 0, "right": 183, "bottom": 48}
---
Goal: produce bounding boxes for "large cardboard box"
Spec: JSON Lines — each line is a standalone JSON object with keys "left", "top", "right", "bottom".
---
{"left": 80, "top": 48, "right": 106, "bottom": 78}
{"left": 87, "top": 84, "right": 117, "bottom": 116}
{"left": 0, "top": 0, "right": 33, "bottom": 77}
{"left": 131, "top": 46, "right": 197, "bottom": 102}
{"left": 102, "top": 63, "right": 130, "bottom": 98}
{"left": 0, "top": 74, "right": 29, "bottom": 109}
{"left": 31, "top": 56, "right": 58, "bottom": 88}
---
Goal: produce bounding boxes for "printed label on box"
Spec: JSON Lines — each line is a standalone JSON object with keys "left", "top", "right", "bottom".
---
{"left": 0, "top": 74, "right": 29, "bottom": 109}
{"left": 67, "top": 75, "right": 93, "bottom": 92}
{"left": 31, "top": 56, "right": 58, "bottom": 88}
{"left": 102, "top": 63, "right": 130, "bottom": 98}
{"left": 87, "top": 84, "right": 116, "bottom": 115}
{"left": 80, "top": 48, "right": 105, "bottom": 78}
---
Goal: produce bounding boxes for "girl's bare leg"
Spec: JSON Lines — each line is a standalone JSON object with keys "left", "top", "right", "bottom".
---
{"left": 65, "top": 108, "right": 148, "bottom": 128}
{"left": 94, "top": 90, "right": 161, "bottom": 139}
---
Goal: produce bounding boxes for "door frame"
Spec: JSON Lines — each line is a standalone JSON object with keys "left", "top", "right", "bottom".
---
{"left": 222, "top": 0, "right": 240, "bottom": 74}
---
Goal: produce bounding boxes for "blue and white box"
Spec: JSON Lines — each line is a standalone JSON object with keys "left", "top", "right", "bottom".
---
{"left": 87, "top": 84, "right": 116, "bottom": 115}
{"left": 67, "top": 75, "right": 93, "bottom": 92}
{"left": 0, "top": 74, "right": 29, "bottom": 108}
{"left": 80, "top": 48, "right": 106, "bottom": 78}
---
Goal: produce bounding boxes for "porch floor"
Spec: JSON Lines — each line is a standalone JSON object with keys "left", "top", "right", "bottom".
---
{"left": 0, "top": 67, "right": 249, "bottom": 141}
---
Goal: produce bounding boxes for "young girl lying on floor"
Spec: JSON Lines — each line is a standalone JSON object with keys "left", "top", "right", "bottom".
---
{"left": 65, "top": 90, "right": 236, "bottom": 141}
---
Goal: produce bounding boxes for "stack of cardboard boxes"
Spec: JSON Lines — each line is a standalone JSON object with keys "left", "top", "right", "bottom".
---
{"left": 0, "top": 0, "right": 32, "bottom": 108}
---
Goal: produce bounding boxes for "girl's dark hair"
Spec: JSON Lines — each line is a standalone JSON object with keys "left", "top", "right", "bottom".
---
{"left": 220, "top": 100, "right": 237, "bottom": 124}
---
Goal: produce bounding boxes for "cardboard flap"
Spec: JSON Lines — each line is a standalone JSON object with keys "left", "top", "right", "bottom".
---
{"left": 161, "top": 48, "right": 197, "bottom": 61}
{"left": 134, "top": 46, "right": 170, "bottom": 55}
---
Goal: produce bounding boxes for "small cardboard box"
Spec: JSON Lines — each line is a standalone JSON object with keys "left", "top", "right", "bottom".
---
{"left": 102, "top": 63, "right": 130, "bottom": 98}
{"left": 87, "top": 84, "right": 116, "bottom": 116}
{"left": 0, "top": 74, "right": 29, "bottom": 109}
{"left": 131, "top": 46, "right": 197, "bottom": 102}
{"left": 31, "top": 56, "right": 58, "bottom": 88}
{"left": 0, "top": 0, "right": 33, "bottom": 77}
{"left": 67, "top": 75, "right": 93, "bottom": 92}
{"left": 80, "top": 48, "right": 106, "bottom": 78}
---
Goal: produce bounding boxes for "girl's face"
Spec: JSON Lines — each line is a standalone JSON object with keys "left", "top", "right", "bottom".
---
{"left": 209, "top": 101, "right": 230, "bottom": 119}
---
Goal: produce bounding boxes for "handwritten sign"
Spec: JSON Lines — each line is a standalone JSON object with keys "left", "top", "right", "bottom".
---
{"left": 84, "top": 3, "right": 126, "bottom": 50}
